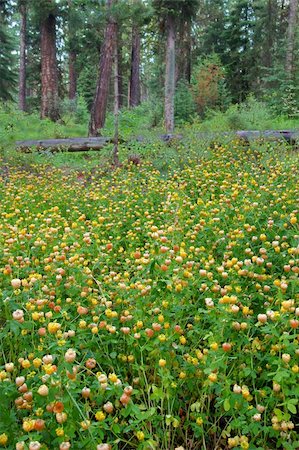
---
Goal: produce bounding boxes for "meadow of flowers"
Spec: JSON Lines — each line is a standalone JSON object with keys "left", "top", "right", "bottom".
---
{"left": 0, "top": 143, "right": 298, "bottom": 450}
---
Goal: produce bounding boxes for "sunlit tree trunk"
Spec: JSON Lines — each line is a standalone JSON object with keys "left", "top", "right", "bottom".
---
{"left": 89, "top": 0, "right": 117, "bottom": 136}
{"left": 164, "top": 14, "right": 175, "bottom": 133}
{"left": 40, "top": 13, "right": 60, "bottom": 121}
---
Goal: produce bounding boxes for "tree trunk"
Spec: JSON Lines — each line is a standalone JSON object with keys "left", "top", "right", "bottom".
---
{"left": 176, "top": 19, "right": 191, "bottom": 84}
{"left": 164, "top": 14, "right": 176, "bottom": 133}
{"left": 285, "top": 0, "right": 298, "bottom": 77}
{"left": 18, "top": 0, "right": 27, "bottom": 111}
{"left": 117, "top": 30, "right": 123, "bottom": 108}
{"left": 129, "top": 24, "right": 141, "bottom": 107}
{"left": 113, "top": 41, "right": 119, "bottom": 166}
{"left": 89, "top": 0, "right": 118, "bottom": 136}
{"left": 69, "top": 50, "right": 77, "bottom": 100}
{"left": 40, "top": 13, "right": 60, "bottom": 121}
{"left": 68, "top": 0, "right": 77, "bottom": 100}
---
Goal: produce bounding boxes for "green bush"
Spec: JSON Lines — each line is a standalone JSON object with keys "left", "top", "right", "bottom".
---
{"left": 61, "top": 95, "right": 89, "bottom": 125}
{"left": 0, "top": 102, "right": 87, "bottom": 153}
{"left": 191, "top": 54, "right": 231, "bottom": 117}
{"left": 102, "top": 102, "right": 162, "bottom": 139}
{"left": 174, "top": 80, "right": 196, "bottom": 124}
{"left": 78, "top": 66, "right": 98, "bottom": 111}
{"left": 196, "top": 96, "right": 290, "bottom": 132}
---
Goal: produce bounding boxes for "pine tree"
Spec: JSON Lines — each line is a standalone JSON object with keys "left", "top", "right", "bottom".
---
{"left": 74, "top": 1, "right": 105, "bottom": 111}
{"left": 153, "top": 0, "right": 199, "bottom": 132}
{"left": 176, "top": 18, "right": 191, "bottom": 83}
{"left": 18, "top": 0, "right": 27, "bottom": 110}
{"left": 129, "top": 22, "right": 141, "bottom": 107}
{"left": 30, "top": 0, "right": 61, "bottom": 120}
{"left": 89, "top": 0, "right": 118, "bottom": 136}
{"left": 129, "top": 0, "right": 149, "bottom": 107}
{"left": 285, "top": 0, "right": 298, "bottom": 78}
{"left": 0, "top": 0, "right": 17, "bottom": 101}
{"left": 40, "top": 11, "right": 60, "bottom": 120}
{"left": 224, "top": 0, "right": 257, "bottom": 102}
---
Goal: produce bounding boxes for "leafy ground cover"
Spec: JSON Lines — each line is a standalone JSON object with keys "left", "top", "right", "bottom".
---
{"left": 0, "top": 142, "right": 298, "bottom": 450}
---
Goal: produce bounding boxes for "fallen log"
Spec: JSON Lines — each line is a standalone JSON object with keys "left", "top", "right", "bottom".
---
{"left": 15, "top": 130, "right": 299, "bottom": 153}
{"left": 236, "top": 130, "right": 299, "bottom": 145}
{"left": 16, "top": 137, "right": 112, "bottom": 152}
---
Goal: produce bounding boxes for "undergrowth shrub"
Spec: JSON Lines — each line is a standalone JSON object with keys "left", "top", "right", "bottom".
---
{"left": 174, "top": 80, "right": 196, "bottom": 124}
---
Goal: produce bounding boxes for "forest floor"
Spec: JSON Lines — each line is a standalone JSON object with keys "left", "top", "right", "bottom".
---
{"left": 1, "top": 101, "right": 299, "bottom": 448}
{"left": 0, "top": 135, "right": 299, "bottom": 449}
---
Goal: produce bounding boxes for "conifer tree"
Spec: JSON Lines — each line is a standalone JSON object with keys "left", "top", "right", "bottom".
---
{"left": 18, "top": 0, "right": 27, "bottom": 110}
{"left": 153, "top": 0, "right": 199, "bottom": 132}
{"left": 89, "top": 0, "right": 118, "bottom": 136}
{"left": 0, "top": 0, "right": 17, "bottom": 101}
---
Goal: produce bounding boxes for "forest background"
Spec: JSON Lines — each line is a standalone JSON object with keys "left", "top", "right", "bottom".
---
{"left": 0, "top": 0, "right": 298, "bottom": 144}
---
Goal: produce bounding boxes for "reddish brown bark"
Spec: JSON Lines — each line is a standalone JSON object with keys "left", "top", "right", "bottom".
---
{"left": 117, "top": 30, "right": 123, "bottom": 108}
{"left": 69, "top": 50, "right": 77, "bottom": 100}
{"left": 89, "top": 0, "right": 118, "bottom": 136}
{"left": 18, "top": 0, "right": 27, "bottom": 111}
{"left": 129, "top": 25, "right": 141, "bottom": 107}
{"left": 40, "top": 13, "right": 60, "bottom": 121}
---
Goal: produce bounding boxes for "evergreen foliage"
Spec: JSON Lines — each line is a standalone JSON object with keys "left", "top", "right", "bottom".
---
{"left": 0, "top": 0, "right": 298, "bottom": 123}
{"left": 0, "top": 1, "right": 17, "bottom": 101}
{"left": 192, "top": 54, "right": 231, "bottom": 117}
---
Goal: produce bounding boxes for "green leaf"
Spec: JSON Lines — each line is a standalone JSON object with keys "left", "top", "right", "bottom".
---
{"left": 9, "top": 320, "right": 20, "bottom": 336}
{"left": 112, "top": 423, "right": 121, "bottom": 434}
{"left": 150, "top": 385, "right": 164, "bottom": 401}
{"left": 166, "top": 414, "right": 172, "bottom": 426}
{"left": 273, "top": 408, "right": 283, "bottom": 421}
{"left": 224, "top": 398, "right": 230, "bottom": 412}
{"left": 287, "top": 403, "right": 297, "bottom": 414}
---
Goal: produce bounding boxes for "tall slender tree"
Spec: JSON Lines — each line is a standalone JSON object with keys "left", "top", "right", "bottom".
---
{"left": 18, "top": 0, "right": 27, "bottom": 110}
{"left": 39, "top": 1, "right": 60, "bottom": 121}
{"left": 129, "top": 23, "right": 141, "bottom": 107}
{"left": 176, "top": 18, "right": 191, "bottom": 83}
{"left": 223, "top": 0, "right": 256, "bottom": 102}
{"left": 113, "top": 41, "right": 119, "bottom": 165}
{"left": 117, "top": 28, "right": 124, "bottom": 108}
{"left": 69, "top": 45, "right": 77, "bottom": 101}
{"left": 164, "top": 12, "right": 175, "bottom": 132}
{"left": 89, "top": 0, "right": 118, "bottom": 136}
{"left": 128, "top": 0, "right": 150, "bottom": 107}
{"left": 153, "top": 0, "right": 199, "bottom": 132}
{"left": 72, "top": 1, "right": 105, "bottom": 111}
{"left": 0, "top": 0, "right": 17, "bottom": 101}
{"left": 67, "top": 0, "right": 81, "bottom": 101}
{"left": 263, "top": 0, "right": 275, "bottom": 69}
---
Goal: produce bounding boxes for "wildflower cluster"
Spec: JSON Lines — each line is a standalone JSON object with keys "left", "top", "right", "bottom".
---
{"left": 0, "top": 144, "right": 298, "bottom": 449}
